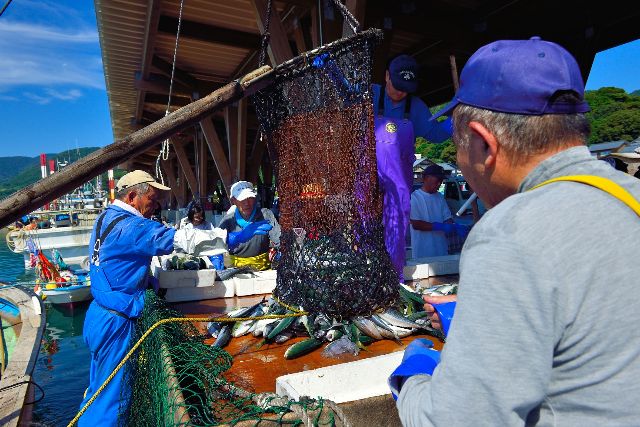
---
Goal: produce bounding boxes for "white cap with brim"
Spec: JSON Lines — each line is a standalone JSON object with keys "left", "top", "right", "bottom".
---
{"left": 115, "top": 170, "right": 171, "bottom": 193}
{"left": 230, "top": 180, "right": 257, "bottom": 201}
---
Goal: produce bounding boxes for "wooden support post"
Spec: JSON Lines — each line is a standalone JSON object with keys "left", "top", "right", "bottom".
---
{"left": 310, "top": 3, "right": 320, "bottom": 48}
{"left": 173, "top": 139, "right": 199, "bottom": 197}
{"left": 237, "top": 99, "right": 248, "bottom": 180}
{"left": 248, "top": 132, "right": 266, "bottom": 184}
{"left": 198, "top": 133, "right": 208, "bottom": 198}
{"left": 162, "top": 159, "right": 183, "bottom": 207}
{"left": 292, "top": 21, "right": 307, "bottom": 54}
{"left": 224, "top": 105, "right": 239, "bottom": 182}
{"left": 251, "top": 0, "right": 294, "bottom": 65}
{"left": 200, "top": 117, "right": 234, "bottom": 196}
{"left": 178, "top": 166, "right": 189, "bottom": 205}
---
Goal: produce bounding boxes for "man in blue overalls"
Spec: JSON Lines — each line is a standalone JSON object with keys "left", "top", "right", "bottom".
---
{"left": 372, "top": 55, "right": 452, "bottom": 282}
{"left": 79, "top": 170, "right": 271, "bottom": 425}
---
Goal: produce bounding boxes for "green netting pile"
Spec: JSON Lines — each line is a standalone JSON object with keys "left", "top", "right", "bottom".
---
{"left": 124, "top": 291, "right": 340, "bottom": 426}
{"left": 253, "top": 29, "right": 398, "bottom": 318}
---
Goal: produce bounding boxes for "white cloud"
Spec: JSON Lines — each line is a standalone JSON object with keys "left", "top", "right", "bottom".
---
{"left": 22, "top": 88, "right": 84, "bottom": 105}
{"left": 0, "top": 19, "right": 105, "bottom": 92}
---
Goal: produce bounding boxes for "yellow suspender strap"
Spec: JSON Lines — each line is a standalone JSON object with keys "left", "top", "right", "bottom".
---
{"left": 530, "top": 175, "right": 640, "bottom": 217}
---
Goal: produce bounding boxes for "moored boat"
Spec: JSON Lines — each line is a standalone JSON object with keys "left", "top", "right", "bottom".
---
{"left": 0, "top": 286, "right": 46, "bottom": 427}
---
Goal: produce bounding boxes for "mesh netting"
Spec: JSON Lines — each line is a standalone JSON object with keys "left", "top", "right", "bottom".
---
{"left": 124, "top": 291, "right": 340, "bottom": 426}
{"left": 254, "top": 29, "right": 398, "bottom": 318}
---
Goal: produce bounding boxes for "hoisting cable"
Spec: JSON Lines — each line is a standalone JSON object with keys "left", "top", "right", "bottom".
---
{"left": 258, "top": 0, "right": 273, "bottom": 67}
{"left": 155, "top": 0, "right": 185, "bottom": 185}
{"left": 0, "top": 0, "right": 14, "bottom": 18}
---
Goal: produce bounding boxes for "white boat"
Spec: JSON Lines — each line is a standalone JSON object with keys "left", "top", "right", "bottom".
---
{"left": 5, "top": 207, "right": 102, "bottom": 269}
{"left": 37, "top": 283, "right": 92, "bottom": 304}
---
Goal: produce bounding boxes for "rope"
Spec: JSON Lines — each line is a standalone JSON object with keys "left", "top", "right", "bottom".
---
{"left": 66, "top": 311, "right": 306, "bottom": 427}
{"left": 331, "top": 0, "right": 360, "bottom": 34}
{"left": 258, "top": 0, "right": 273, "bottom": 67}
{"left": 156, "top": 0, "right": 185, "bottom": 185}
{"left": 0, "top": 0, "right": 14, "bottom": 18}
{"left": 0, "top": 379, "right": 45, "bottom": 405}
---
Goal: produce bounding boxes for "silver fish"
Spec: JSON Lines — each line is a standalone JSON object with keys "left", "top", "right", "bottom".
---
{"left": 353, "top": 316, "right": 383, "bottom": 340}
{"left": 379, "top": 308, "right": 423, "bottom": 329}
{"left": 212, "top": 325, "right": 231, "bottom": 348}
{"left": 274, "top": 331, "right": 295, "bottom": 344}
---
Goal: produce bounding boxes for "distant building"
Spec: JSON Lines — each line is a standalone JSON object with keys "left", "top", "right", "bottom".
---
{"left": 588, "top": 140, "right": 626, "bottom": 158}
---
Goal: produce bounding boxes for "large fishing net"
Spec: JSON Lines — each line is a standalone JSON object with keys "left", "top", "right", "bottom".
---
{"left": 124, "top": 291, "right": 340, "bottom": 426}
{"left": 253, "top": 29, "right": 398, "bottom": 318}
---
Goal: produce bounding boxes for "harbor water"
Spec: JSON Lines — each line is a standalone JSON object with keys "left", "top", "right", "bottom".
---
{"left": 0, "top": 229, "right": 90, "bottom": 426}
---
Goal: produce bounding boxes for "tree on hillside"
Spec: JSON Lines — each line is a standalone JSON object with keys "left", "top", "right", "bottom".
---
{"left": 585, "top": 87, "right": 640, "bottom": 144}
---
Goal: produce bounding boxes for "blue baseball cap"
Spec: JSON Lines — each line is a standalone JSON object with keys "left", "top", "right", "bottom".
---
{"left": 388, "top": 54, "right": 419, "bottom": 93}
{"left": 432, "top": 37, "right": 590, "bottom": 120}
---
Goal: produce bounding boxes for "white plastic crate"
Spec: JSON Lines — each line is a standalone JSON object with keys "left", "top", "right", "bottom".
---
{"left": 152, "top": 256, "right": 235, "bottom": 302}
{"left": 276, "top": 351, "right": 404, "bottom": 403}
{"left": 404, "top": 254, "right": 460, "bottom": 280}
{"left": 234, "top": 269, "right": 277, "bottom": 297}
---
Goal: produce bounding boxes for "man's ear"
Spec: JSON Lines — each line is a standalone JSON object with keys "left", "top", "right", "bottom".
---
{"left": 126, "top": 190, "right": 138, "bottom": 204}
{"left": 468, "top": 121, "right": 499, "bottom": 169}
{"left": 385, "top": 70, "right": 390, "bottom": 83}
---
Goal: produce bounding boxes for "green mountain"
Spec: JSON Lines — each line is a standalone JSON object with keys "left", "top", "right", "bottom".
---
{"left": 0, "top": 147, "right": 102, "bottom": 200}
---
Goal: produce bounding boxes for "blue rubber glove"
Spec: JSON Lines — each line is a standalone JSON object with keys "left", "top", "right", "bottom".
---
{"left": 431, "top": 222, "right": 455, "bottom": 233}
{"left": 454, "top": 223, "right": 471, "bottom": 239}
{"left": 433, "top": 301, "right": 456, "bottom": 337}
{"left": 388, "top": 338, "right": 440, "bottom": 400}
{"left": 228, "top": 220, "right": 273, "bottom": 249}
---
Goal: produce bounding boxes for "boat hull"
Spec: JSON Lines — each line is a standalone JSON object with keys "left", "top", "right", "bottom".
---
{"left": 41, "top": 284, "right": 92, "bottom": 304}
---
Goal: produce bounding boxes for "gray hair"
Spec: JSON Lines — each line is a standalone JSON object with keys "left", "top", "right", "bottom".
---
{"left": 116, "top": 182, "right": 151, "bottom": 200}
{"left": 452, "top": 101, "right": 590, "bottom": 165}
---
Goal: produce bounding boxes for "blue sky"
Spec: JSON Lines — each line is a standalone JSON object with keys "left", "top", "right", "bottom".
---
{"left": 0, "top": 1, "right": 639, "bottom": 158}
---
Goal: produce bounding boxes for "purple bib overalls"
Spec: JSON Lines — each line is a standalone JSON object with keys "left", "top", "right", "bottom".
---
{"left": 375, "top": 96, "right": 415, "bottom": 283}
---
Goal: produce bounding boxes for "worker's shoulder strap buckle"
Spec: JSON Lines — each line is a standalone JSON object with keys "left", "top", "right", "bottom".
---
{"left": 91, "top": 213, "right": 128, "bottom": 266}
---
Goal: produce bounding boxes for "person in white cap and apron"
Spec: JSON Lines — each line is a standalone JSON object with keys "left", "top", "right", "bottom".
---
{"left": 217, "top": 181, "right": 281, "bottom": 271}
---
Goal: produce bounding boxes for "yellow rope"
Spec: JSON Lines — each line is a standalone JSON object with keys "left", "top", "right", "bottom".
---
{"left": 66, "top": 311, "right": 306, "bottom": 427}
{"left": 272, "top": 296, "right": 305, "bottom": 314}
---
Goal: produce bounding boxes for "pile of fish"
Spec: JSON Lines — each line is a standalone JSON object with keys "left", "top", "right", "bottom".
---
{"left": 207, "top": 283, "right": 458, "bottom": 360}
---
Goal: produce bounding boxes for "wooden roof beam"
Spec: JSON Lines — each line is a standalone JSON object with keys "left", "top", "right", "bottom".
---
{"left": 172, "top": 139, "right": 199, "bottom": 197}
{"left": 158, "top": 15, "right": 261, "bottom": 51}
{"left": 151, "top": 55, "right": 200, "bottom": 92}
{"left": 134, "top": 72, "right": 193, "bottom": 99}
{"left": 134, "top": 0, "right": 162, "bottom": 123}
{"left": 251, "top": 0, "right": 294, "bottom": 65}
{"left": 200, "top": 117, "right": 234, "bottom": 196}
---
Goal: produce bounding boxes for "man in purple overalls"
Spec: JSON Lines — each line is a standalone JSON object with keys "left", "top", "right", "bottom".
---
{"left": 373, "top": 55, "right": 452, "bottom": 282}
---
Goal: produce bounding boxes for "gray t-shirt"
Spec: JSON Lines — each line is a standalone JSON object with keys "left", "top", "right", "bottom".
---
{"left": 398, "top": 146, "right": 640, "bottom": 426}
{"left": 218, "top": 207, "right": 280, "bottom": 258}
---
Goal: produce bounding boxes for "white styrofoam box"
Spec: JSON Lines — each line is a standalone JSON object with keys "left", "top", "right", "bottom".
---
{"left": 163, "top": 282, "right": 234, "bottom": 303}
{"left": 404, "top": 254, "right": 460, "bottom": 280}
{"left": 234, "top": 269, "right": 277, "bottom": 297}
{"left": 276, "top": 351, "right": 404, "bottom": 403}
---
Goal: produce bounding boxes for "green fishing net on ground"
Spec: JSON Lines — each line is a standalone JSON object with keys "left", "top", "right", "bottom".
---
{"left": 123, "top": 291, "right": 341, "bottom": 426}
{"left": 253, "top": 29, "right": 398, "bottom": 318}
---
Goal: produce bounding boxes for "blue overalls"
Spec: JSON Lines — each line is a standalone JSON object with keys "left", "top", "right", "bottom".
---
{"left": 78, "top": 205, "right": 174, "bottom": 426}
{"left": 375, "top": 93, "right": 415, "bottom": 283}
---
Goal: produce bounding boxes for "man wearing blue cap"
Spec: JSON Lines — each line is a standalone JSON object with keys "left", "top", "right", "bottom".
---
{"left": 373, "top": 55, "right": 452, "bottom": 283}
{"left": 390, "top": 38, "right": 640, "bottom": 425}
